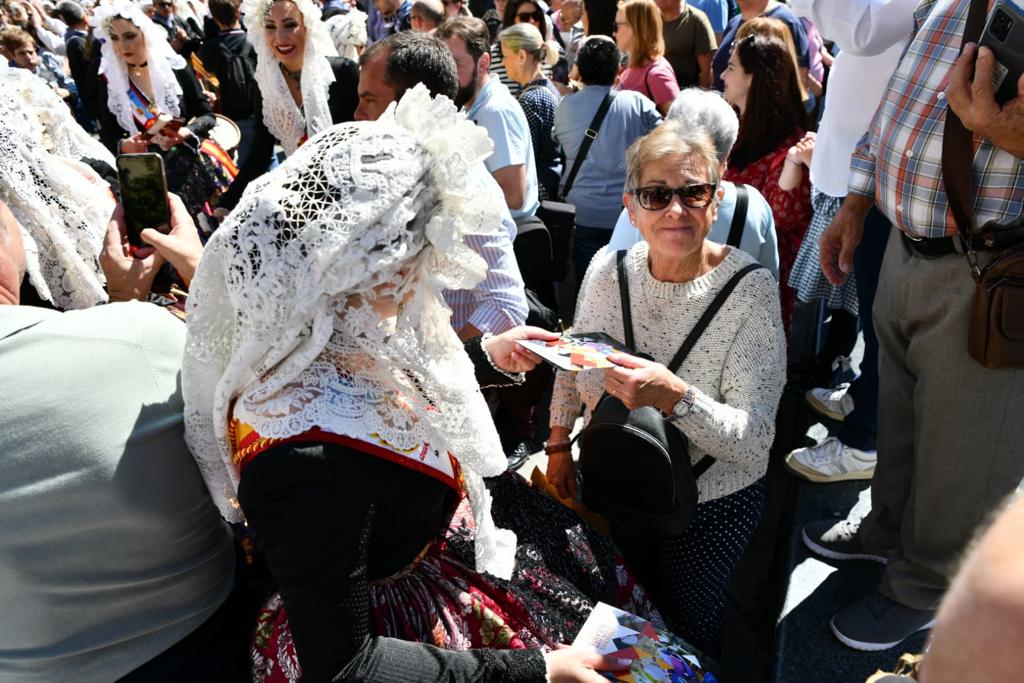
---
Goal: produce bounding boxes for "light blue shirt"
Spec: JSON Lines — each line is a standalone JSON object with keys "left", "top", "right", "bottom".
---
{"left": 607, "top": 180, "right": 780, "bottom": 279}
{"left": 689, "top": 0, "right": 730, "bottom": 33}
{"left": 467, "top": 77, "right": 540, "bottom": 220}
{"left": 553, "top": 85, "right": 661, "bottom": 230}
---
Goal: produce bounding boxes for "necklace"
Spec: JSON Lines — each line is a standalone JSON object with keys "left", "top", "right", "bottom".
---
{"left": 281, "top": 64, "right": 302, "bottom": 84}
{"left": 126, "top": 61, "right": 148, "bottom": 79}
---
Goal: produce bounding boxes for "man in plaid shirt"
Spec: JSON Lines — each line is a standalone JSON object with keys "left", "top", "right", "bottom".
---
{"left": 802, "top": 0, "right": 1024, "bottom": 652}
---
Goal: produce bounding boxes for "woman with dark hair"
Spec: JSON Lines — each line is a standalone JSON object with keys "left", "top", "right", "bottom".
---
{"left": 721, "top": 32, "right": 810, "bottom": 339}
{"left": 581, "top": 0, "right": 617, "bottom": 38}
{"left": 217, "top": 0, "right": 359, "bottom": 212}
{"left": 614, "top": 0, "right": 678, "bottom": 115}
{"left": 91, "top": 2, "right": 235, "bottom": 218}
{"left": 488, "top": 0, "right": 562, "bottom": 96}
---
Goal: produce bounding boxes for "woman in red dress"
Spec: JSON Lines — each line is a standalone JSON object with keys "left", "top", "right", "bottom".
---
{"left": 720, "top": 32, "right": 811, "bottom": 339}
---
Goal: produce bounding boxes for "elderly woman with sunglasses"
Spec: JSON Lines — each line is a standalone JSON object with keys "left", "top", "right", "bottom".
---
{"left": 546, "top": 121, "right": 786, "bottom": 659}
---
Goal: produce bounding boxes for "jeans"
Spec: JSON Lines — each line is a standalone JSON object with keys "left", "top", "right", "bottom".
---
{"left": 837, "top": 205, "right": 890, "bottom": 451}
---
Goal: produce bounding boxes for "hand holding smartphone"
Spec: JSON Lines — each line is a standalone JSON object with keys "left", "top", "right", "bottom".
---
{"left": 979, "top": 0, "right": 1024, "bottom": 105}
{"left": 116, "top": 153, "right": 171, "bottom": 251}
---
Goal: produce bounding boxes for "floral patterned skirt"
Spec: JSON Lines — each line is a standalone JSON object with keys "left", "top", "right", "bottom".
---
{"left": 251, "top": 472, "right": 660, "bottom": 682}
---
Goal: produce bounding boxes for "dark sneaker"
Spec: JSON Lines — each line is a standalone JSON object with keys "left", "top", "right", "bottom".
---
{"left": 802, "top": 518, "right": 887, "bottom": 564}
{"left": 831, "top": 592, "right": 936, "bottom": 651}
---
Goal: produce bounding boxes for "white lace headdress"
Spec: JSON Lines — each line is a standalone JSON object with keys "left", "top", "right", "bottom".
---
{"left": 90, "top": 1, "right": 186, "bottom": 135}
{"left": 0, "top": 63, "right": 114, "bottom": 309}
{"left": 241, "top": 0, "right": 338, "bottom": 156}
{"left": 325, "top": 8, "right": 367, "bottom": 62}
{"left": 183, "top": 85, "right": 518, "bottom": 579}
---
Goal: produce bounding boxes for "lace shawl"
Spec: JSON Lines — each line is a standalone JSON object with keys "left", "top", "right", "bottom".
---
{"left": 325, "top": 8, "right": 367, "bottom": 62}
{"left": 90, "top": 2, "right": 185, "bottom": 135}
{"left": 183, "top": 86, "right": 517, "bottom": 579}
{"left": 0, "top": 65, "right": 113, "bottom": 309}
{"left": 242, "top": 0, "right": 338, "bottom": 156}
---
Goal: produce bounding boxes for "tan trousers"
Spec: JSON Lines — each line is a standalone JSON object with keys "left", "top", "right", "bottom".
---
{"left": 860, "top": 228, "right": 1024, "bottom": 610}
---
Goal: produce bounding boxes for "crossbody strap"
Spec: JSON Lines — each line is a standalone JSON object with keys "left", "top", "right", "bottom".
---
{"left": 667, "top": 263, "right": 763, "bottom": 373}
{"left": 617, "top": 251, "right": 763, "bottom": 370}
{"left": 727, "top": 183, "right": 748, "bottom": 248}
{"left": 561, "top": 91, "right": 615, "bottom": 199}
{"left": 616, "top": 250, "right": 635, "bottom": 350}
{"left": 941, "top": 0, "right": 988, "bottom": 277}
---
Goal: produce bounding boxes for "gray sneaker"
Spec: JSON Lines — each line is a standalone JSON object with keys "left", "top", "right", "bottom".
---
{"left": 831, "top": 592, "right": 936, "bottom": 651}
{"left": 802, "top": 518, "right": 887, "bottom": 564}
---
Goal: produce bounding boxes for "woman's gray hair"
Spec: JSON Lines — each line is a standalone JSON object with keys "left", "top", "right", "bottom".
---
{"left": 666, "top": 88, "right": 739, "bottom": 165}
{"left": 625, "top": 121, "right": 721, "bottom": 198}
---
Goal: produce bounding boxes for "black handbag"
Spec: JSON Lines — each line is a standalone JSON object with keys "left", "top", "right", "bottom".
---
{"left": 577, "top": 251, "right": 763, "bottom": 535}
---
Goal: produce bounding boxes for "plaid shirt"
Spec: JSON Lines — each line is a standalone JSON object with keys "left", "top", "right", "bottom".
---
{"left": 849, "top": 0, "right": 1024, "bottom": 238}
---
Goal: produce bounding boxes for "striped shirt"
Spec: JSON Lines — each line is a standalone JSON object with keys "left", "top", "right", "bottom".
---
{"left": 443, "top": 170, "right": 529, "bottom": 335}
{"left": 848, "top": 0, "right": 1024, "bottom": 239}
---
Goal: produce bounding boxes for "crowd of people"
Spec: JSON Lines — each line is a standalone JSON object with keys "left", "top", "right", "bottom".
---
{"left": 0, "top": 0, "right": 1021, "bottom": 681}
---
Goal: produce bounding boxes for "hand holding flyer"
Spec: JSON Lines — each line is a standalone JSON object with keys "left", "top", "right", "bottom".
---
{"left": 515, "top": 332, "right": 633, "bottom": 371}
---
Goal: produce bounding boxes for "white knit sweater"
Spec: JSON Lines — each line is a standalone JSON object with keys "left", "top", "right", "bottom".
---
{"left": 551, "top": 243, "right": 787, "bottom": 503}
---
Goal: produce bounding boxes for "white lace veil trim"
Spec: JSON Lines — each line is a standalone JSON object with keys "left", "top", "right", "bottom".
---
{"left": 183, "top": 85, "right": 517, "bottom": 579}
{"left": 0, "top": 65, "right": 113, "bottom": 309}
{"left": 241, "top": 0, "right": 338, "bottom": 156}
{"left": 90, "top": 1, "right": 186, "bottom": 135}
{"left": 325, "top": 8, "right": 367, "bottom": 62}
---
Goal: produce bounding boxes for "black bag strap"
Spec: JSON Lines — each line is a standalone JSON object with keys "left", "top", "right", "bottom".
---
{"left": 616, "top": 250, "right": 635, "bottom": 350}
{"left": 562, "top": 91, "right": 615, "bottom": 199}
{"left": 616, "top": 251, "right": 763, "bottom": 373}
{"left": 727, "top": 183, "right": 748, "bottom": 248}
{"left": 667, "top": 263, "right": 763, "bottom": 373}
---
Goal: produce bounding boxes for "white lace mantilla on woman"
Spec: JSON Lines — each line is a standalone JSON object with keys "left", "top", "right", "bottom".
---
{"left": 0, "top": 63, "right": 114, "bottom": 309}
{"left": 241, "top": 0, "right": 338, "bottom": 156}
{"left": 325, "top": 8, "right": 367, "bottom": 62}
{"left": 183, "top": 85, "right": 518, "bottom": 579}
{"left": 90, "top": 1, "right": 186, "bottom": 136}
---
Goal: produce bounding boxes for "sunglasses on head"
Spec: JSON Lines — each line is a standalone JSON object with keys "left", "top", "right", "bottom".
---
{"left": 631, "top": 183, "right": 717, "bottom": 210}
{"left": 515, "top": 9, "right": 543, "bottom": 22}
{"left": 155, "top": 1, "right": 173, "bottom": 7}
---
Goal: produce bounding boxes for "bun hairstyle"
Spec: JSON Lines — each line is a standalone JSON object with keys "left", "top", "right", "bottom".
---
{"left": 498, "top": 22, "right": 558, "bottom": 66}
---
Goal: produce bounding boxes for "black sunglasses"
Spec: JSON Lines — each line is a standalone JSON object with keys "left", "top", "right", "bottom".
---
{"left": 515, "top": 9, "right": 543, "bottom": 22}
{"left": 630, "top": 183, "right": 717, "bottom": 210}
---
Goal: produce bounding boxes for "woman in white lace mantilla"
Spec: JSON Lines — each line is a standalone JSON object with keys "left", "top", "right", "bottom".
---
{"left": 183, "top": 87, "right": 656, "bottom": 683}
{"left": 91, "top": 1, "right": 236, "bottom": 217}
{"left": 217, "top": 0, "right": 359, "bottom": 211}
{"left": 0, "top": 61, "right": 116, "bottom": 310}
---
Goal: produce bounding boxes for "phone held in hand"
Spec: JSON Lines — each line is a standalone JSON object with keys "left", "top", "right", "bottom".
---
{"left": 979, "top": 0, "right": 1024, "bottom": 105}
{"left": 116, "top": 153, "right": 171, "bottom": 249}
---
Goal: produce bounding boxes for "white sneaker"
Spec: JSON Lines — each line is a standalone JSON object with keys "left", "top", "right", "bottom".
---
{"left": 785, "top": 437, "right": 877, "bottom": 483}
{"left": 806, "top": 383, "right": 854, "bottom": 421}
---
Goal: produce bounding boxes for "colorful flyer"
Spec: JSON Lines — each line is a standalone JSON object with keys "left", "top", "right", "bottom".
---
{"left": 572, "top": 602, "right": 713, "bottom": 682}
{"left": 516, "top": 332, "right": 632, "bottom": 372}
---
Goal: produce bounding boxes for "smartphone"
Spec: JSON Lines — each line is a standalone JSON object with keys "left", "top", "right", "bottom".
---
{"left": 116, "top": 153, "right": 170, "bottom": 249}
{"left": 978, "top": 0, "right": 1024, "bottom": 105}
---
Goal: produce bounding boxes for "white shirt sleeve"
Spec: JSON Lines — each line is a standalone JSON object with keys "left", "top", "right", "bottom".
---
{"left": 789, "top": 0, "right": 919, "bottom": 56}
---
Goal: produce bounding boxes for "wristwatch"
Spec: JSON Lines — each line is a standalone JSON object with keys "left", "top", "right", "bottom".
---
{"left": 671, "top": 386, "right": 696, "bottom": 418}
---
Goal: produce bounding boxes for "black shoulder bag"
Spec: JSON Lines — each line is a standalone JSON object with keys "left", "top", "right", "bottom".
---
{"left": 577, "top": 251, "right": 763, "bottom": 535}
{"left": 536, "top": 91, "right": 616, "bottom": 281}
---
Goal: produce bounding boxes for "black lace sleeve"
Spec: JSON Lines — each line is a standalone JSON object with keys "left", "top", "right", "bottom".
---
{"left": 465, "top": 336, "right": 525, "bottom": 389}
